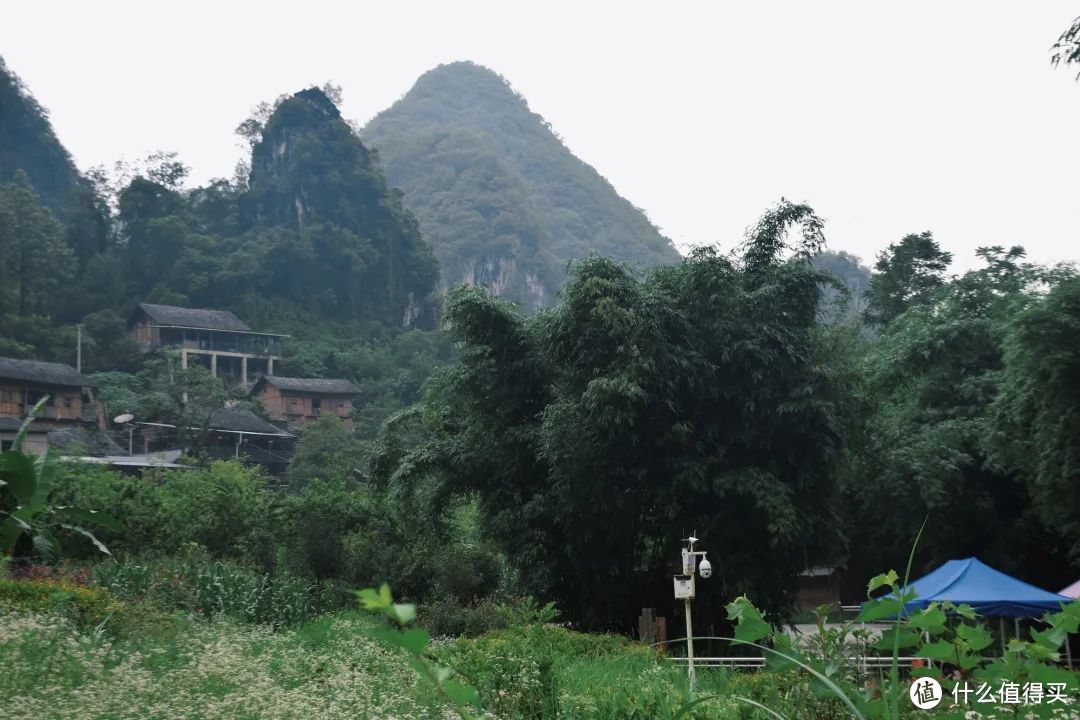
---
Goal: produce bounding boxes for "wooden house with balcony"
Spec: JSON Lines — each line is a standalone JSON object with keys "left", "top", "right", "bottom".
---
{"left": 129, "top": 303, "right": 287, "bottom": 389}
{"left": 249, "top": 376, "right": 361, "bottom": 430}
{"left": 0, "top": 357, "right": 104, "bottom": 435}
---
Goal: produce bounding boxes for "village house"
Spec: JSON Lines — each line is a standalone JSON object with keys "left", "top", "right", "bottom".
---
{"left": 0, "top": 415, "right": 49, "bottom": 454}
{"left": 129, "top": 303, "right": 287, "bottom": 389}
{"left": 249, "top": 376, "right": 361, "bottom": 430}
{"left": 0, "top": 356, "right": 103, "bottom": 429}
{"left": 0, "top": 356, "right": 106, "bottom": 454}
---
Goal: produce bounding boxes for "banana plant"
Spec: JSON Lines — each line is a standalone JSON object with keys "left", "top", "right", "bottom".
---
{"left": 0, "top": 398, "right": 123, "bottom": 558}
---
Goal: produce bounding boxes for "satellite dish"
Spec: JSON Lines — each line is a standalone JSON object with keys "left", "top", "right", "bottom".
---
{"left": 113, "top": 413, "right": 135, "bottom": 425}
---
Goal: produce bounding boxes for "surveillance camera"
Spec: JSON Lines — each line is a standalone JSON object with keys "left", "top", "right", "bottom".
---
{"left": 698, "top": 557, "right": 712, "bottom": 579}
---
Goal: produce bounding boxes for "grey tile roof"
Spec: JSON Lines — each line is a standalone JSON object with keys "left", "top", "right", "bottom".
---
{"left": 0, "top": 415, "right": 47, "bottom": 432}
{"left": 257, "top": 376, "right": 361, "bottom": 395}
{"left": 0, "top": 357, "right": 92, "bottom": 387}
{"left": 136, "top": 303, "right": 251, "bottom": 332}
{"left": 47, "top": 427, "right": 125, "bottom": 455}
{"left": 208, "top": 408, "right": 291, "bottom": 435}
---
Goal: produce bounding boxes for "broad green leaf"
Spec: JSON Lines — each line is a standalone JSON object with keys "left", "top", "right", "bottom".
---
{"left": 54, "top": 507, "right": 125, "bottom": 532}
{"left": 355, "top": 586, "right": 390, "bottom": 610}
{"left": 389, "top": 603, "right": 416, "bottom": 626}
{"left": 1028, "top": 662, "right": 1077, "bottom": 687}
{"left": 952, "top": 603, "right": 978, "bottom": 620}
{"left": 726, "top": 595, "right": 762, "bottom": 622}
{"left": 733, "top": 617, "right": 771, "bottom": 644}
{"left": 856, "top": 597, "right": 903, "bottom": 622}
{"left": 58, "top": 524, "right": 110, "bottom": 555}
{"left": 874, "top": 627, "right": 921, "bottom": 650}
{"left": 30, "top": 448, "right": 57, "bottom": 512}
{"left": 867, "top": 570, "right": 898, "bottom": 596}
{"left": 399, "top": 628, "right": 430, "bottom": 654}
{"left": 12, "top": 397, "right": 48, "bottom": 450}
{"left": 1031, "top": 626, "right": 1067, "bottom": 650}
{"left": 432, "top": 664, "right": 453, "bottom": 685}
{"left": 956, "top": 651, "right": 981, "bottom": 670}
{"left": 908, "top": 607, "right": 946, "bottom": 632}
{"left": 0, "top": 451, "right": 37, "bottom": 503}
{"left": 441, "top": 680, "right": 481, "bottom": 709}
{"left": 955, "top": 623, "right": 993, "bottom": 652}
{"left": 919, "top": 640, "right": 958, "bottom": 663}
{"left": 0, "top": 506, "right": 33, "bottom": 554}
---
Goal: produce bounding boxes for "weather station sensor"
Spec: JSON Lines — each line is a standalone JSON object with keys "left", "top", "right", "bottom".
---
{"left": 673, "top": 574, "right": 695, "bottom": 599}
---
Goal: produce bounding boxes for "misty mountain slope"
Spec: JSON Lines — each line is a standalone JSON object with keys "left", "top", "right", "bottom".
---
{"left": 0, "top": 54, "right": 82, "bottom": 213}
{"left": 363, "top": 61, "right": 680, "bottom": 310}
{"left": 813, "top": 249, "right": 872, "bottom": 324}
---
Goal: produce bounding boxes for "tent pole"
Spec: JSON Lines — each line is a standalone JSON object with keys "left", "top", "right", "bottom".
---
{"left": 1067, "top": 638, "right": 1073, "bottom": 670}
{"left": 999, "top": 618, "right": 1006, "bottom": 655}
{"left": 1014, "top": 618, "right": 1020, "bottom": 641}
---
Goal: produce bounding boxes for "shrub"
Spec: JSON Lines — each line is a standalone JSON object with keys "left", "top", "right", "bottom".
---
{"left": 0, "top": 578, "right": 122, "bottom": 628}
{"left": 418, "top": 595, "right": 507, "bottom": 638}
{"left": 92, "top": 547, "right": 316, "bottom": 627}
{"left": 152, "top": 462, "right": 274, "bottom": 562}
{"left": 437, "top": 624, "right": 632, "bottom": 719}
{"left": 52, "top": 460, "right": 274, "bottom": 565}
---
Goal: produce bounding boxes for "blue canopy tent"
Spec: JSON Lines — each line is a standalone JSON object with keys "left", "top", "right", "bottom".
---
{"left": 895, "top": 557, "right": 1072, "bottom": 617}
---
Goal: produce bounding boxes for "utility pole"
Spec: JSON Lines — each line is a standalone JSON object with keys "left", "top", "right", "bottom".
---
{"left": 76, "top": 324, "right": 83, "bottom": 373}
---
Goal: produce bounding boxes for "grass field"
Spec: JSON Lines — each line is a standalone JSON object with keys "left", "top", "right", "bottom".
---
{"left": 2, "top": 607, "right": 806, "bottom": 720}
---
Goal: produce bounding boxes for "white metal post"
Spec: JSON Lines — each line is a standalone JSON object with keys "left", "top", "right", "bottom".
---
{"left": 684, "top": 597, "right": 696, "bottom": 692}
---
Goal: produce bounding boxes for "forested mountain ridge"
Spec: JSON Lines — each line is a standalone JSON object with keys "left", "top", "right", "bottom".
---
{"left": 238, "top": 87, "right": 440, "bottom": 327}
{"left": 363, "top": 61, "right": 681, "bottom": 311}
{"left": 0, "top": 54, "right": 83, "bottom": 214}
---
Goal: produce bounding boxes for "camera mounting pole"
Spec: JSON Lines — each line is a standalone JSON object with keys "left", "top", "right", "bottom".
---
{"left": 674, "top": 533, "right": 710, "bottom": 692}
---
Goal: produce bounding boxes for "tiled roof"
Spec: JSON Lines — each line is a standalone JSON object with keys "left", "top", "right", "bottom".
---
{"left": 209, "top": 408, "right": 291, "bottom": 435}
{"left": 257, "top": 376, "right": 360, "bottom": 395}
{"left": 136, "top": 303, "right": 251, "bottom": 332}
{"left": 0, "top": 356, "right": 91, "bottom": 387}
{"left": 0, "top": 415, "right": 47, "bottom": 432}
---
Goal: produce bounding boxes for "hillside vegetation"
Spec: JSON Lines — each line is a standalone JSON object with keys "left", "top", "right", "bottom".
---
{"left": 363, "top": 61, "right": 681, "bottom": 310}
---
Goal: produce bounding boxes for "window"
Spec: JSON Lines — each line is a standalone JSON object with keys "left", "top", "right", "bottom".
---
{"left": 0, "top": 439, "right": 10, "bottom": 451}
{"left": 26, "top": 390, "right": 52, "bottom": 406}
{"left": 0, "top": 390, "right": 15, "bottom": 403}
{"left": 337, "top": 401, "right": 349, "bottom": 416}
{"left": 311, "top": 397, "right": 321, "bottom": 415}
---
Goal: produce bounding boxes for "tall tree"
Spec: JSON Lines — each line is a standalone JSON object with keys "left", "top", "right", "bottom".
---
{"left": 0, "top": 171, "right": 75, "bottom": 316}
{"left": 387, "top": 201, "right": 845, "bottom": 628}
{"left": 864, "top": 231, "right": 952, "bottom": 326}
{"left": 1052, "top": 15, "right": 1080, "bottom": 78}
{"left": 990, "top": 274, "right": 1080, "bottom": 555}
{"left": 842, "top": 247, "right": 1072, "bottom": 589}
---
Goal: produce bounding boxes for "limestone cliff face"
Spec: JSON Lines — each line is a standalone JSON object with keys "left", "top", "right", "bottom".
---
{"left": 453, "top": 254, "right": 546, "bottom": 312}
{"left": 242, "top": 88, "right": 440, "bottom": 327}
{"left": 363, "top": 61, "right": 680, "bottom": 313}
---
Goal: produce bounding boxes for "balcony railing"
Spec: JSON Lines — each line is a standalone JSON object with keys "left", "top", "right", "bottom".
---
{"left": 156, "top": 329, "right": 282, "bottom": 357}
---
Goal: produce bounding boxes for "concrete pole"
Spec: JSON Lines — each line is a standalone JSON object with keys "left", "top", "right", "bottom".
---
{"left": 210, "top": 353, "right": 217, "bottom": 377}
{"left": 76, "top": 324, "right": 82, "bottom": 373}
{"left": 241, "top": 356, "right": 248, "bottom": 387}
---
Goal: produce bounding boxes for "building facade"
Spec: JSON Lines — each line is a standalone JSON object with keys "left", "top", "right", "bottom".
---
{"left": 249, "top": 376, "right": 361, "bottom": 430}
{"left": 129, "top": 303, "right": 287, "bottom": 389}
{"left": 0, "top": 356, "right": 105, "bottom": 454}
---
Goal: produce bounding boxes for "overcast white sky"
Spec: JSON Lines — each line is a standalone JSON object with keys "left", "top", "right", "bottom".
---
{"left": 3, "top": 1, "right": 1079, "bottom": 270}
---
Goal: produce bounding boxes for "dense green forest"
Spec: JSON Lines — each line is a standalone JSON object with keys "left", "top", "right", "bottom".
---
{"left": 2, "top": 48, "right": 1079, "bottom": 637}
{"left": 363, "top": 62, "right": 681, "bottom": 311}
